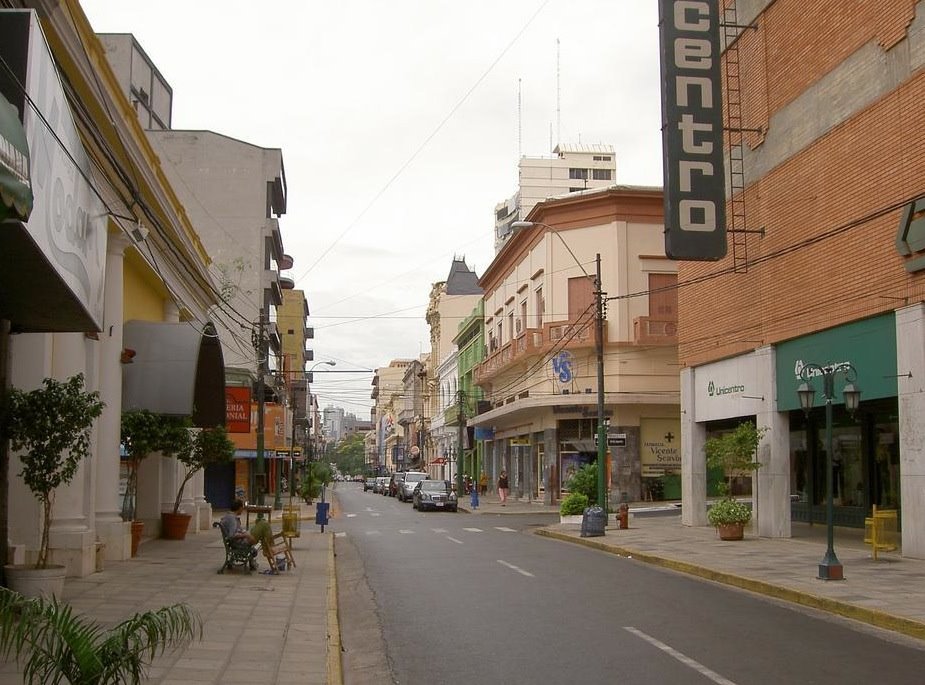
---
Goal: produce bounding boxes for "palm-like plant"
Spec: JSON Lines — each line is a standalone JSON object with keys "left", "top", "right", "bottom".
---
{"left": 0, "top": 587, "right": 201, "bottom": 684}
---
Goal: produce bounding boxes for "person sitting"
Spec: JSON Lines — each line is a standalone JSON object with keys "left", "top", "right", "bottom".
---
{"left": 220, "top": 499, "right": 272, "bottom": 548}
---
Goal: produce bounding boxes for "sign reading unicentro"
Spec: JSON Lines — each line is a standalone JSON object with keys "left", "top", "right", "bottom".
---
{"left": 658, "top": 0, "right": 727, "bottom": 260}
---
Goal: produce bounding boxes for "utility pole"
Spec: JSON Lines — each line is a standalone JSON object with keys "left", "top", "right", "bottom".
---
{"left": 595, "top": 254, "right": 607, "bottom": 513}
{"left": 255, "top": 310, "right": 266, "bottom": 506}
{"left": 456, "top": 390, "right": 465, "bottom": 498}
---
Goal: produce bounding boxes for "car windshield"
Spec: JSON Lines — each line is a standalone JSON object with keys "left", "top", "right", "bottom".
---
{"left": 420, "top": 481, "right": 447, "bottom": 492}
{"left": 405, "top": 473, "right": 427, "bottom": 483}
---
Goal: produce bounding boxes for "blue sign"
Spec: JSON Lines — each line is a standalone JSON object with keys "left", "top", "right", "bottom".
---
{"left": 551, "top": 351, "right": 574, "bottom": 384}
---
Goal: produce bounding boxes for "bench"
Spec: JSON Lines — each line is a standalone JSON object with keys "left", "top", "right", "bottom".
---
{"left": 213, "top": 521, "right": 258, "bottom": 574}
{"left": 261, "top": 530, "right": 296, "bottom": 573}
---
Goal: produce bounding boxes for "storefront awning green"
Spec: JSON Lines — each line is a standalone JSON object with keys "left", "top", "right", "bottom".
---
{"left": 0, "top": 91, "right": 32, "bottom": 222}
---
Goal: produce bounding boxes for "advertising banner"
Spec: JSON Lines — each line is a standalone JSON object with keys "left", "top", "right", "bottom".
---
{"left": 226, "top": 386, "right": 251, "bottom": 433}
{"left": 641, "top": 418, "right": 682, "bottom": 476}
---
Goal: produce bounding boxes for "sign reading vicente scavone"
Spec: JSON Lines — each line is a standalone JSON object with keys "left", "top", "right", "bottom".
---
{"left": 659, "top": 0, "right": 727, "bottom": 260}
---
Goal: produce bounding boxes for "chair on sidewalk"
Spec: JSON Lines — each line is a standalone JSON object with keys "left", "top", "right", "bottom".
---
{"left": 213, "top": 521, "right": 258, "bottom": 574}
{"left": 260, "top": 530, "right": 296, "bottom": 573}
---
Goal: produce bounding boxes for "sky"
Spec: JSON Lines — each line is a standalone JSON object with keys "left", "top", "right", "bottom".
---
{"left": 79, "top": 0, "right": 664, "bottom": 416}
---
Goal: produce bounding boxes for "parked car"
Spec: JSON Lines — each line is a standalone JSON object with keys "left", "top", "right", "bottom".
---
{"left": 388, "top": 472, "right": 406, "bottom": 497}
{"left": 412, "top": 479, "right": 457, "bottom": 512}
{"left": 373, "top": 476, "right": 388, "bottom": 494}
{"left": 364, "top": 477, "right": 376, "bottom": 492}
{"left": 398, "top": 471, "right": 428, "bottom": 502}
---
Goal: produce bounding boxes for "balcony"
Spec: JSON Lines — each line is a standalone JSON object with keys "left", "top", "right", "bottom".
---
{"left": 474, "top": 318, "right": 602, "bottom": 385}
{"left": 633, "top": 316, "right": 678, "bottom": 345}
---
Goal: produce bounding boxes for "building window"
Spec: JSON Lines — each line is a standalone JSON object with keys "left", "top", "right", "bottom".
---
{"left": 508, "top": 311, "right": 515, "bottom": 340}
{"left": 592, "top": 169, "right": 612, "bottom": 181}
{"left": 536, "top": 287, "right": 544, "bottom": 328}
{"left": 568, "top": 168, "right": 588, "bottom": 180}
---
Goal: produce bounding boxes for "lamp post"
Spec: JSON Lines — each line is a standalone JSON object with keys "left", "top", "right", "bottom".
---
{"left": 511, "top": 221, "right": 607, "bottom": 512}
{"left": 796, "top": 362, "right": 861, "bottom": 581}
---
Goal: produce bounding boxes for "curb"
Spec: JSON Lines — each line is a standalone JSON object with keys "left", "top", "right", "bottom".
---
{"left": 327, "top": 532, "right": 343, "bottom": 685}
{"left": 535, "top": 528, "right": 925, "bottom": 641}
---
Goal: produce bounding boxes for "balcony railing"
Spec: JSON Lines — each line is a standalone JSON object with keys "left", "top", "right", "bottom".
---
{"left": 633, "top": 316, "right": 678, "bottom": 345}
{"left": 474, "top": 318, "right": 601, "bottom": 385}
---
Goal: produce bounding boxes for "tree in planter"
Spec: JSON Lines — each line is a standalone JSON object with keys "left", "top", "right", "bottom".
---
{"left": 120, "top": 410, "right": 190, "bottom": 522}
{"left": 171, "top": 426, "right": 235, "bottom": 516}
{"left": 704, "top": 421, "right": 766, "bottom": 531}
{"left": 566, "top": 463, "right": 598, "bottom": 506}
{"left": 0, "top": 586, "right": 200, "bottom": 684}
{"left": 299, "top": 461, "right": 332, "bottom": 504}
{"left": 4, "top": 375, "right": 104, "bottom": 569}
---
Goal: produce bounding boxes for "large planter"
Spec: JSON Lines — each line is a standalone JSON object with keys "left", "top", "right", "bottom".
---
{"left": 131, "top": 520, "right": 144, "bottom": 557}
{"left": 161, "top": 512, "right": 192, "bottom": 541}
{"left": 716, "top": 522, "right": 745, "bottom": 541}
{"left": 4, "top": 564, "right": 66, "bottom": 599}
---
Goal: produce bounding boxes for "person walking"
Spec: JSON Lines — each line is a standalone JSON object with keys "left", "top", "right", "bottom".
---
{"left": 479, "top": 471, "right": 488, "bottom": 496}
{"left": 498, "top": 470, "right": 509, "bottom": 506}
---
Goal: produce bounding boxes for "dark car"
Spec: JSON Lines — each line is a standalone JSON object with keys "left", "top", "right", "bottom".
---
{"left": 388, "top": 472, "right": 406, "bottom": 497}
{"left": 412, "top": 479, "right": 457, "bottom": 512}
{"left": 363, "top": 477, "right": 376, "bottom": 492}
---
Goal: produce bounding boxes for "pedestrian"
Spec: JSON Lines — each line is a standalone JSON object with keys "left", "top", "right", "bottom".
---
{"left": 498, "top": 470, "right": 509, "bottom": 505}
{"left": 479, "top": 470, "right": 488, "bottom": 495}
{"left": 470, "top": 480, "right": 480, "bottom": 509}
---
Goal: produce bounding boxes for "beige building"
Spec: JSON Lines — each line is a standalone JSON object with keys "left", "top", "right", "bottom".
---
{"left": 371, "top": 360, "right": 413, "bottom": 473}
{"left": 472, "top": 185, "right": 679, "bottom": 505}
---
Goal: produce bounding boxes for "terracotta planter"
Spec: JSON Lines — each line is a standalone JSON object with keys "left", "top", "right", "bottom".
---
{"left": 131, "top": 520, "right": 144, "bottom": 557}
{"left": 717, "top": 522, "right": 745, "bottom": 541}
{"left": 4, "top": 564, "right": 66, "bottom": 599}
{"left": 161, "top": 512, "right": 192, "bottom": 541}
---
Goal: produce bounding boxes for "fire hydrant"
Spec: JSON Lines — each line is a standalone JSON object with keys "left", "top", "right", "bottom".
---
{"left": 618, "top": 502, "right": 629, "bottom": 529}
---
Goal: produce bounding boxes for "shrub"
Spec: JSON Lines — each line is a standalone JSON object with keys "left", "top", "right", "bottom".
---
{"left": 707, "top": 498, "right": 752, "bottom": 526}
{"left": 566, "top": 463, "right": 598, "bottom": 504}
{"left": 560, "top": 492, "right": 589, "bottom": 516}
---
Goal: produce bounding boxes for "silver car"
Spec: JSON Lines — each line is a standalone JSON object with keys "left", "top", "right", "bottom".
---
{"left": 398, "top": 471, "right": 428, "bottom": 501}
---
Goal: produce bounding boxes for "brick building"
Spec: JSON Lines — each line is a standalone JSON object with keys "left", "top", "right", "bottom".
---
{"left": 678, "top": 1, "right": 925, "bottom": 557}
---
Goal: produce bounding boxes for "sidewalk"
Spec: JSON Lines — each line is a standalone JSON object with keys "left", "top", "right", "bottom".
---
{"left": 462, "top": 496, "right": 925, "bottom": 641}
{"left": 0, "top": 515, "right": 340, "bottom": 685}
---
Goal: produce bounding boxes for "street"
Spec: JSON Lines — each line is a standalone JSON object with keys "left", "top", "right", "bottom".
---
{"left": 334, "top": 482, "right": 925, "bottom": 685}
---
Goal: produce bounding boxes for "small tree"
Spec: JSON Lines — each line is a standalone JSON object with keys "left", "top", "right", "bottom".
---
{"left": 704, "top": 421, "right": 766, "bottom": 528}
{"left": 4, "top": 375, "right": 104, "bottom": 569}
{"left": 566, "top": 463, "right": 598, "bottom": 505}
{"left": 300, "top": 461, "right": 332, "bottom": 504}
{"left": 120, "top": 410, "right": 190, "bottom": 521}
{"left": 171, "top": 426, "right": 235, "bottom": 515}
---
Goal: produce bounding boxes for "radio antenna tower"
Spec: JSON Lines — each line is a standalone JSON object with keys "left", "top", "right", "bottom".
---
{"left": 556, "top": 37, "right": 561, "bottom": 149}
{"left": 518, "top": 77, "right": 522, "bottom": 160}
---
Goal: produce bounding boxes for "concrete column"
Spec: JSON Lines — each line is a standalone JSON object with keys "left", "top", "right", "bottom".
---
{"left": 96, "top": 233, "right": 132, "bottom": 561}
{"left": 681, "top": 367, "right": 708, "bottom": 526}
{"left": 48, "top": 333, "right": 95, "bottom": 576}
{"left": 897, "top": 304, "right": 925, "bottom": 559}
{"left": 754, "top": 346, "right": 791, "bottom": 538}
{"left": 193, "top": 468, "right": 211, "bottom": 531}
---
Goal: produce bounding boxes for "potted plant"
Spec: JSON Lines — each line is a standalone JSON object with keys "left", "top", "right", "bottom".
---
{"left": 704, "top": 421, "right": 766, "bottom": 540}
{"left": 0, "top": 586, "right": 200, "bottom": 684}
{"left": 299, "top": 461, "right": 332, "bottom": 505}
{"left": 2, "top": 374, "right": 104, "bottom": 597}
{"left": 559, "top": 492, "right": 589, "bottom": 524}
{"left": 162, "top": 426, "right": 235, "bottom": 540}
{"left": 120, "top": 410, "right": 190, "bottom": 555}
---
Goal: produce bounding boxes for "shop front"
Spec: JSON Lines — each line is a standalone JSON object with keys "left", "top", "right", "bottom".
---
{"left": 776, "top": 314, "right": 899, "bottom": 529}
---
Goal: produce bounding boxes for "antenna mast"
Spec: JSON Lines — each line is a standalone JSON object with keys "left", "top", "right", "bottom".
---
{"left": 518, "top": 77, "right": 522, "bottom": 160}
{"left": 556, "top": 37, "right": 561, "bottom": 149}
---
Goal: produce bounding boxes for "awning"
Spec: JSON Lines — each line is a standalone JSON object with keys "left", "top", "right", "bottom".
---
{"left": 122, "top": 320, "right": 226, "bottom": 427}
{"left": 0, "top": 91, "right": 32, "bottom": 222}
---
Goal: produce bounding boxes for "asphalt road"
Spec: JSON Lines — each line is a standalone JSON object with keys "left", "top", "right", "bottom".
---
{"left": 333, "top": 482, "right": 925, "bottom": 684}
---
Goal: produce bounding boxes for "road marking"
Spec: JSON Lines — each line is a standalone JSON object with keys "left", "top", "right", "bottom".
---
{"left": 624, "top": 627, "right": 738, "bottom": 685}
{"left": 495, "top": 526, "right": 516, "bottom": 532}
{"left": 497, "top": 560, "right": 534, "bottom": 577}
{"left": 463, "top": 527, "right": 483, "bottom": 533}
{"left": 365, "top": 530, "right": 381, "bottom": 536}
{"left": 334, "top": 532, "right": 346, "bottom": 537}
{"left": 370, "top": 513, "right": 381, "bottom": 517}
{"left": 446, "top": 536, "right": 464, "bottom": 544}
{"left": 431, "top": 528, "right": 448, "bottom": 533}
{"left": 399, "top": 530, "right": 415, "bottom": 535}
{"left": 346, "top": 514, "right": 357, "bottom": 518}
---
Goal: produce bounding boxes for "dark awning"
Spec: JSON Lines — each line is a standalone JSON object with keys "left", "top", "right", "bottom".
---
{"left": 0, "top": 91, "right": 32, "bottom": 222}
{"left": 122, "top": 320, "right": 226, "bottom": 427}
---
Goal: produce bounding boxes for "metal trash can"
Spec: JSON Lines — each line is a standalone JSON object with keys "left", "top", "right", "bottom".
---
{"left": 580, "top": 506, "right": 606, "bottom": 537}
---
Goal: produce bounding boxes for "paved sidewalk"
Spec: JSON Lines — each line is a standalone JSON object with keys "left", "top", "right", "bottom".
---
{"left": 0, "top": 517, "right": 340, "bottom": 685}
{"left": 462, "top": 495, "right": 925, "bottom": 641}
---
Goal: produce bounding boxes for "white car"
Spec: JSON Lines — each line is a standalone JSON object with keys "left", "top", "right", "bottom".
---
{"left": 397, "top": 471, "right": 428, "bottom": 501}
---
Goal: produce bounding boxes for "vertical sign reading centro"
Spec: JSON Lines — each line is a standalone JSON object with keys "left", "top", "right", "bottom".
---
{"left": 658, "top": 0, "right": 727, "bottom": 260}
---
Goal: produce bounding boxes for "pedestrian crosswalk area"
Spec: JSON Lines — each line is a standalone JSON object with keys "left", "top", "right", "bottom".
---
{"left": 353, "top": 526, "right": 518, "bottom": 537}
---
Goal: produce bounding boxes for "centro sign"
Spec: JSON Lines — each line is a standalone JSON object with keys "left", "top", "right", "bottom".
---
{"left": 658, "top": 0, "right": 727, "bottom": 261}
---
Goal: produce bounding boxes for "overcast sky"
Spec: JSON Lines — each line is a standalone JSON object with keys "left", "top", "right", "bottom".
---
{"left": 79, "top": 0, "right": 664, "bottom": 416}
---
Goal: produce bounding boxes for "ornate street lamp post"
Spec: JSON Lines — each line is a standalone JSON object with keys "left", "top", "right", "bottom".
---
{"left": 796, "top": 362, "right": 861, "bottom": 581}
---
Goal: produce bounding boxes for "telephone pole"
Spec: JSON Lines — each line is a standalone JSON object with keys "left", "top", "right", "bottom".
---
{"left": 456, "top": 390, "right": 465, "bottom": 498}
{"left": 255, "top": 310, "right": 266, "bottom": 505}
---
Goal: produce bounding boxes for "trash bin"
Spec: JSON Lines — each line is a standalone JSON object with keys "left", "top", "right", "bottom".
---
{"left": 580, "top": 506, "right": 606, "bottom": 537}
{"left": 315, "top": 501, "right": 330, "bottom": 531}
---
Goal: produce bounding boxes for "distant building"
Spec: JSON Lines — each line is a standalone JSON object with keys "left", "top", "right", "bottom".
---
{"left": 494, "top": 144, "right": 617, "bottom": 253}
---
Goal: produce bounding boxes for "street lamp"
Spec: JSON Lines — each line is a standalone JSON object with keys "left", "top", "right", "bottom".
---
{"left": 797, "top": 362, "right": 861, "bottom": 581}
{"left": 510, "top": 221, "right": 607, "bottom": 512}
